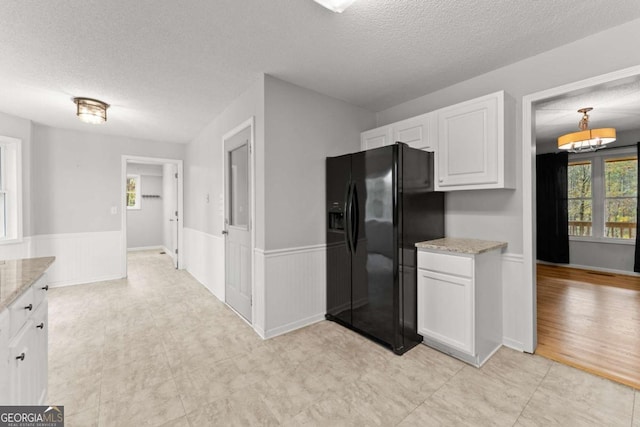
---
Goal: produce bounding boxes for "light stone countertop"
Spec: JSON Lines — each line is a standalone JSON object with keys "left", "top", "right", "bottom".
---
{"left": 0, "top": 256, "right": 55, "bottom": 311}
{"left": 415, "top": 237, "right": 507, "bottom": 254}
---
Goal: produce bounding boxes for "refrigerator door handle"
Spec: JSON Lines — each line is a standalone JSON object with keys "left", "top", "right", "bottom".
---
{"left": 351, "top": 182, "right": 359, "bottom": 252}
{"left": 345, "top": 181, "right": 354, "bottom": 254}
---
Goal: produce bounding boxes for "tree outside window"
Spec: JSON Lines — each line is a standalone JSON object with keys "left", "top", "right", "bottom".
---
{"left": 604, "top": 156, "right": 637, "bottom": 239}
{"left": 568, "top": 161, "right": 592, "bottom": 237}
{"left": 568, "top": 149, "right": 637, "bottom": 241}
{"left": 126, "top": 175, "right": 141, "bottom": 210}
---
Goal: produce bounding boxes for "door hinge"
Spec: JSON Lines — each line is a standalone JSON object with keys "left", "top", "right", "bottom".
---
{"left": 175, "top": 248, "right": 178, "bottom": 254}
{"left": 174, "top": 172, "right": 178, "bottom": 179}
{"left": 175, "top": 210, "right": 178, "bottom": 217}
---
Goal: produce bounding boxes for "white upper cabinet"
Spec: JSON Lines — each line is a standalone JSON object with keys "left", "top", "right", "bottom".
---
{"left": 392, "top": 113, "right": 435, "bottom": 151}
{"left": 360, "top": 112, "right": 435, "bottom": 152}
{"left": 361, "top": 126, "right": 393, "bottom": 150}
{"left": 360, "top": 90, "right": 514, "bottom": 191}
{"left": 435, "top": 91, "right": 514, "bottom": 191}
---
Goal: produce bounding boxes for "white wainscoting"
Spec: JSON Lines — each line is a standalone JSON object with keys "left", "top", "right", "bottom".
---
{"left": 502, "top": 252, "right": 525, "bottom": 351}
{"left": 31, "top": 231, "right": 123, "bottom": 287}
{"left": 183, "top": 227, "right": 224, "bottom": 301}
{"left": 253, "top": 249, "right": 266, "bottom": 338}
{"left": 262, "top": 244, "right": 326, "bottom": 339}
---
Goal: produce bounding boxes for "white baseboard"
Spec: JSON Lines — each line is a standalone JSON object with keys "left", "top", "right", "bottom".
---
{"left": 49, "top": 273, "right": 123, "bottom": 288}
{"left": 502, "top": 337, "right": 525, "bottom": 352}
{"left": 127, "top": 245, "right": 164, "bottom": 252}
{"left": 263, "top": 313, "right": 325, "bottom": 339}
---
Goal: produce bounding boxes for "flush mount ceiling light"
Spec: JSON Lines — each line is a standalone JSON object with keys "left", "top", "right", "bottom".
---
{"left": 313, "top": 0, "right": 357, "bottom": 13}
{"left": 73, "top": 97, "right": 110, "bottom": 124}
{"left": 557, "top": 107, "right": 616, "bottom": 153}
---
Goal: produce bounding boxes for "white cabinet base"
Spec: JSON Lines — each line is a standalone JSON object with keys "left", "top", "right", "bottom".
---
{"left": 422, "top": 335, "right": 502, "bottom": 368}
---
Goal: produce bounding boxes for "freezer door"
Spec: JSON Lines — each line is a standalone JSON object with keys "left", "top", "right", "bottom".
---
{"left": 326, "top": 155, "right": 352, "bottom": 325}
{"left": 350, "top": 145, "right": 398, "bottom": 347}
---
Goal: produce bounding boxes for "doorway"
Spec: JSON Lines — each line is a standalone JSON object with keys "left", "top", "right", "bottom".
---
{"left": 523, "top": 65, "right": 640, "bottom": 377}
{"left": 223, "top": 119, "right": 255, "bottom": 323}
{"left": 120, "top": 155, "right": 184, "bottom": 277}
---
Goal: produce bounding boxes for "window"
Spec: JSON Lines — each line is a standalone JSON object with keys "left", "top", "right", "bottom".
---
{"left": 568, "top": 160, "right": 592, "bottom": 237}
{"left": 604, "top": 156, "right": 637, "bottom": 239}
{"left": 0, "top": 136, "right": 22, "bottom": 243}
{"left": 126, "top": 175, "right": 141, "bottom": 210}
{"left": 568, "top": 147, "right": 637, "bottom": 241}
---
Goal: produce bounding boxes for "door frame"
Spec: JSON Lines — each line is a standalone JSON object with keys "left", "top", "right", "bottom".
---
{"left": 222, "top": 117, "right": 256, "bottom": 324}
{"left": 120, "top": 155, "right": 184, "bottom": 277}
{"left": 522, "top": 64, "right": 640, "bottom": 353}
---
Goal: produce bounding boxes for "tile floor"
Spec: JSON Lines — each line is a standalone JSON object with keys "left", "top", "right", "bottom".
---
{"left": 48, "top": 251, "right": 640, "bottom": 426}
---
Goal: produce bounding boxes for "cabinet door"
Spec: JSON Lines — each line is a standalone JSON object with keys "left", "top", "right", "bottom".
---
{"left": 32, "top": 302, "right": 48, "bottom": 405}
{"left": 0, "top": 310, "right": 9, "bottom": 404}
{"left": 8, "top": 320, "right": 36, "bottom": 405}
{"left": 436, "top": 92, "right": 502, "bottom": 190}
{"left": 393, "top": 113, "right": 434, "bottom": 151}
{"left": 418, "top": 269, "right": 474, "bottom": 354}
{"left": 361, "top": 126, "right": 393, "bottom": 151}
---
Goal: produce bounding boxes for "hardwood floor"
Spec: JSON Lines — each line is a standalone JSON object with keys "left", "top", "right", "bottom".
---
{"left": 536, "top": 264, "right": 640, "bottom": 389}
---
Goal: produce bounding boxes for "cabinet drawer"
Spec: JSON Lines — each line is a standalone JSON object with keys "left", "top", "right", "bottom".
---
{"left": 418, "top": 250, "right": 472, "bottom": 277}
{"left": 9, "top": 287, "right": 35, "bottom": 337}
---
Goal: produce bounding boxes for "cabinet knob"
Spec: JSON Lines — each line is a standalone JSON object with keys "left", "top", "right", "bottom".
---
{"left": 36, "top": 322, "right": 44, "bottom": 329}
{"left": 42, "top": 285, "right": 49, "bottom": 291}
{"left": 24, "top": 304, "right": 33, "bottom": 311}
{"left": 439, "top": 178, "right": 444, "bottom": 183}
{"left": 16, "top": 353, "right": 25, "bottom": 361}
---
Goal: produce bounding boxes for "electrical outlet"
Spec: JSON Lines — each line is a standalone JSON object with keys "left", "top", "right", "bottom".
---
{"left": 110, "top": 206, "right": 118, "bottom": 215}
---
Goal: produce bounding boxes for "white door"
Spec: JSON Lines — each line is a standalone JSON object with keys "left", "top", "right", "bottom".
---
{"left": 168, "top": 164, "right": 179, "bottom": 269}
{"left": 224, "top": 127, "right": 252, "bottom": 322}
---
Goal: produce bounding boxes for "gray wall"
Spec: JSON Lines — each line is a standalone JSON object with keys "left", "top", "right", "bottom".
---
{"left": 184, "top": 75, "right": 265, "bottom": 246}
{"left": 375, "top": 18, "right": 640, "bottom": 256}
{"left": 126, "top": 174, "right": 163, "bottom": 249}
{"left": 263, "top": 75, "right": 376, "bottom": 250}
{"left": 32, "top": 125, "right": 185, "bottom": 235}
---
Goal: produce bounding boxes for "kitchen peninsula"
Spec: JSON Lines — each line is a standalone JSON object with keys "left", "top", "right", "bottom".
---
{"left": 0, "top": 256, "right": 54, "bottom": 405}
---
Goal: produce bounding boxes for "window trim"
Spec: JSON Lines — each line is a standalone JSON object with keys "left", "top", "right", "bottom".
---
{"left": 126, "top": 174, "right": 141, "bottom": 210}
{"left": 569, "top": 145, "right": 637, "bottom": 243}
{"left": 0, "top": 135, "right": 23, "bottom": 245}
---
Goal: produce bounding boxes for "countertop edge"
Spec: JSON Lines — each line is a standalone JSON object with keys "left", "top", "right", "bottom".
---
{"left": 0, "top": 256, "right": 56, "bottom": 312}
{"left": 415, "top": 238, "right": 508, "bottom": 255}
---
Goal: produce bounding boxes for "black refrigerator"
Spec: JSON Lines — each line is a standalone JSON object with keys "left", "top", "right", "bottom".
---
{"left": 326, "top": 142, "right": 444, "bottom": 355}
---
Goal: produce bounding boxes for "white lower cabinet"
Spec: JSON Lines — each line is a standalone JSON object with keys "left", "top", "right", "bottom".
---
{"left": 417, "top": 248, "right": 502, "bottom": 367}
{"left": 1, "top": 274, "right": 49, "bottom": 405}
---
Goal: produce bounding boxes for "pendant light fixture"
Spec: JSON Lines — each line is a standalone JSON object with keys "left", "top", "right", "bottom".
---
{"left": 557, "top": 107, "right": 616, "bottom": 153}
{"left": 313, "top": 0, "right": 357, "bottom": 13}
{"left": 73, "top": 97, "right": 110, "bottom": 124}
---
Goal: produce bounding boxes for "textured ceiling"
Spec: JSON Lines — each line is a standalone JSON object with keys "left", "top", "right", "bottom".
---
{"left": 535, "top": 77, "right": 640, "bottom": 151}
{"left": 1, "top": 0, "right": 640, "bottom": 143}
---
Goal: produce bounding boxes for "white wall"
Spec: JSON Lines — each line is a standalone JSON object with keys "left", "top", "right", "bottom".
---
{"left": 183, "top": 75, "right": 265, "bottom": 314}
{"left": 126, "top": 170, "right": 163, "bottom": 249}
{"left": 183, "top": 74, "right": 376, "bottom": 337}
{"left": 263, "top": 75, "right": 376, "bottom": 250}
{"left": 28, "top": 125, "right": 185, "bottom": 285}
{"left": 375, "top": 18, "right": 640, "bottom": 350}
